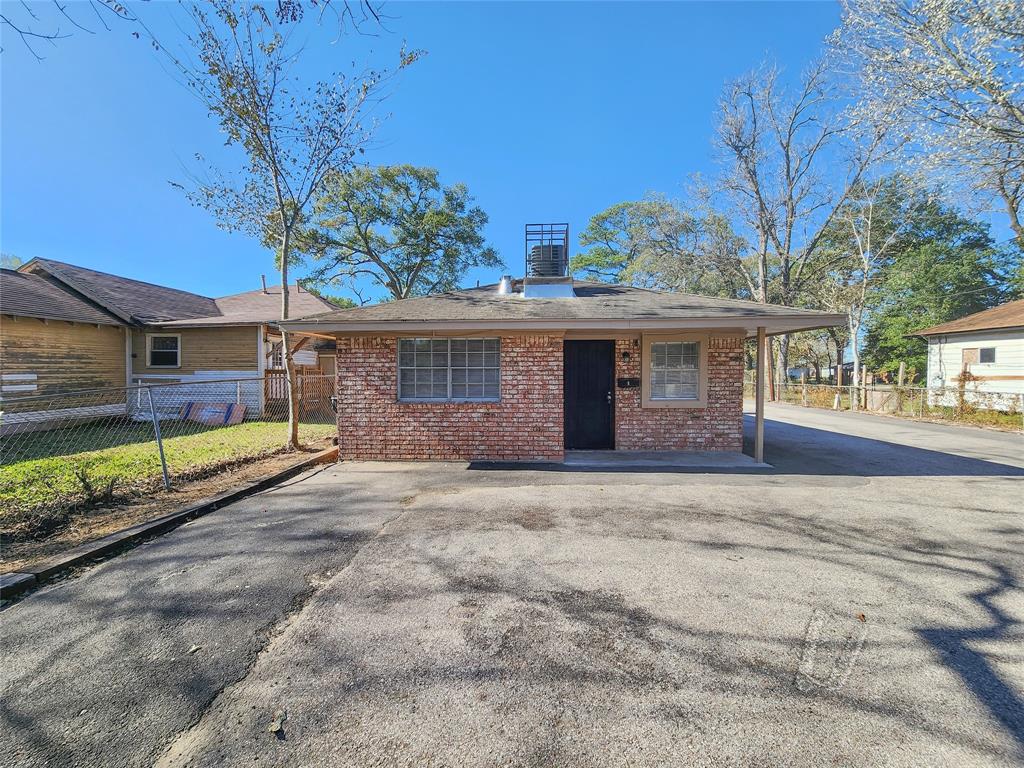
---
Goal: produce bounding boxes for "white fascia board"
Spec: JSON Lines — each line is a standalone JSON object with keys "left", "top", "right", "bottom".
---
{"left": 280, "top": 314, "right": 847, "bottom": 336}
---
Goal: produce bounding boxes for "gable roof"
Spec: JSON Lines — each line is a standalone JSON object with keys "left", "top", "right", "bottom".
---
{"left": 281, "top": 281, "right": 846, "bottom": 337}
{"left": 914, "top": 299, "right": 1024, "bottom": 337}
{"left": 0, "top": 269, "right": 123, "bottom": 325}
{"left": 22, "top": 258, "right": 218, "bottom": 324}
{"left": 17, "top": 258, "right": 335, "bottom": 328}
{"left": 155, "top": 285, "right": 336, "bottom": 327}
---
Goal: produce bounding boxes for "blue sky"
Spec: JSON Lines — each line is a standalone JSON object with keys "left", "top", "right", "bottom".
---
{"left": 2, "top": 1, "right": 842, "bottom": 301}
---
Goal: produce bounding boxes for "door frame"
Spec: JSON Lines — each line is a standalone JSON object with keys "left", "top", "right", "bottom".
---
{"left": 563, "top": 339, "right": 616, "bottom": 450}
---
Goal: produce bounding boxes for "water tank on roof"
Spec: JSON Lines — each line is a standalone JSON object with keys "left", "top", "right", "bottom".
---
{"left": 528, "top": 244, "right": 566, "bottom": 277}
{"left": 525, "top": 223, "right": 569, "bottom": 277}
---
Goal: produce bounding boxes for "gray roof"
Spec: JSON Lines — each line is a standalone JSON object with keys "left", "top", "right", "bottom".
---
{"left": 19, "top": 258, "right": 335, "bottom": 328}
{"left": 156, "top": 285, "right": 335, "bottom": 327}
{"left": 0, "top": 269, "right": 124, "bottom": 325}
{"left": 24, "top": 258, "right": 218, "bottom": 324}
{"left": 282, "top": 281, "right": 846, "bottom": 336}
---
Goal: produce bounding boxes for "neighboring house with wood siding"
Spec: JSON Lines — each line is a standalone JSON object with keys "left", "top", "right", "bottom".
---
{"left": 915, "top": 298, "right": 1024, "bottom": 410}
{"left": 0, "top": 258, "right": 335, "bottom": 410}
{"left": 0, "top": 269, "right": 127, "bottom": 399}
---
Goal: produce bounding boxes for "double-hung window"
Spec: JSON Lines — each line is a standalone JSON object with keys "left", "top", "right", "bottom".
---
{"left": 650, "top": 341, "right": 699, "bottom": 399}
{"left": 641, "top": 333, "right": 709, "bottom": 408}
{"left": 147, "top": 334, "right": 181, "bottom": 368}
{"left": 398, "top": 338, "right": 500, "bottom": 401}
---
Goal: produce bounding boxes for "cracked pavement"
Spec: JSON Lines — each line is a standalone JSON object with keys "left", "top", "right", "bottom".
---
{"left": 3, "top": 404, "right": 1023, "bottom": 767}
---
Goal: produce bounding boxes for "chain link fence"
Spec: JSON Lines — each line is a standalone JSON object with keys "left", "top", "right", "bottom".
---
{"left": 1, "top": 375, "right": 336, "bottom": 542}
{"left": 744, "top": 377, "right": 1024, "bottom": 431}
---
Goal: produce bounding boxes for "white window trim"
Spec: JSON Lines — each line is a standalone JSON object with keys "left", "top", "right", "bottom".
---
{"left": 146, "top": 333, "right": 181, "bottom": 369}
{"left": 641, "top": 332, "right": 709, "bottom": 408}
{"left": 397, "top": 337, "right": 501, "bottom": 403}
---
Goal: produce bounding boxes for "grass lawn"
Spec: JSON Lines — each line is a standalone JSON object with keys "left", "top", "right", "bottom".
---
{"left": 0, "top": 421, "right": 335, "bottom": 540}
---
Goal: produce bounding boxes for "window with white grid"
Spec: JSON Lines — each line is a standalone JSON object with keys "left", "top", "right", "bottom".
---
{"left": 649, "top": 341, "right": 699, "bottom": 399}
{"left": 398, "top": 338, "right": 500, "bottom": 401}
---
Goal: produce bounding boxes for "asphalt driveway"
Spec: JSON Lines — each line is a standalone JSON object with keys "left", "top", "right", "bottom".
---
{"left": 3, "top": 404, "right": 1023, "bottom": 767}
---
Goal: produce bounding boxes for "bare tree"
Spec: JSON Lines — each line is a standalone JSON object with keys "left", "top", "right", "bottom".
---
{"left": 834, "top": 0, "right": 1024, "bottom": 248}
{"left": 0, "top": 1, "right": 140, "bottom": 61}
{"left": 711, "top": 57, "right": 893, "bottom": 391}
{"left": 813, "top": 177, "right": 924, "bottom": 401}
{"left": 1, "top": 0, "right": 385, "bottom": 61}
{"left": 169, "top": 2, "right": 417, "bottom": 448}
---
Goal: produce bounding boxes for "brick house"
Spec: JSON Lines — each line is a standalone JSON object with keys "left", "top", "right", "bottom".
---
{"left": 284, "top": 248, "right": 843, "bottom": 463}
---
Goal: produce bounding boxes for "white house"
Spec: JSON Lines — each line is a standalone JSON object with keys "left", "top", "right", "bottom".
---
{"left": 915, "top": 299, "right": 1024, "bottom": 410}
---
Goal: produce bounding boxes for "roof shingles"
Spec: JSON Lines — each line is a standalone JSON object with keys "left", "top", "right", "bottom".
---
{"left": 157, "top": 286, "right": 335, "bottom": 326}
{"left": 15, "top": 258, "right": 334, "bottom": 327}
{"left": 915, "top": 299, "right": 1024, "bottom": 336}
{"left": 0, "top": 270, "right": 122, "bottom": 325}
{"left": 26, "top": 258, "right": 218, "bottom": 323}
{"left": 284, "top": 281, "right": 843, "bottom": 333}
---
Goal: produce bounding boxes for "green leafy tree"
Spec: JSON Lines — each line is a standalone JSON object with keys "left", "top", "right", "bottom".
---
{"left": 298, "top": 282, "right": 357, "bottom": 309}
{"left": 810, "top": 176, "right": 924, "bottom": 394}
{"left": 571, "top": 196, "right": 751, "bottom": 298}
{"left": 305, "top": 165, "right": 501, "bottom": 300}
{"left": 861, "top": 200, "right": 1020, "bottom": 377}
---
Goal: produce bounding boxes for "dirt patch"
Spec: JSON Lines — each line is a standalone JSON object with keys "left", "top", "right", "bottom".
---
{"left": 1, "top": 445, "right": 331, "bottom": 573}
{"left": 511, "top": 507, "right": 557, "bottom": 531}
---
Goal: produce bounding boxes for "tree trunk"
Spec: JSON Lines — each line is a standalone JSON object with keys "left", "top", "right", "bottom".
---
{"left": 281, "top": 330, "right": 301, "bottom": 448}
{"left": 775, "top": 333, "right": 790, "bottom": 396}
{"left": 997, "top": 179, "right": 1024, "bottom": 251}
{"left": 279, "top": 229, "right": 301, "bottom": 449}
{"left": 849, "top": 315, "right": 861, "bottom": 412}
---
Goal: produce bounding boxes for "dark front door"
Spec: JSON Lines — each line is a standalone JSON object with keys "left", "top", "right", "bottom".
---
{"left": 564, "top": 340, "right": 615, "bottom": 450}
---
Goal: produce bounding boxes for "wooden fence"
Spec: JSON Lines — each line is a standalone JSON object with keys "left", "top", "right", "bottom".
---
{"left": 265, "top": 369, "right": 335, "bottom": 422}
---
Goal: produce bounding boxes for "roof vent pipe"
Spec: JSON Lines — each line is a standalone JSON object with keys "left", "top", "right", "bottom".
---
{"left": 260, "top": 275, "right": 268, "bottom": 294}
{"left": 497, "top": 275, "right": 513, "bottom": 295}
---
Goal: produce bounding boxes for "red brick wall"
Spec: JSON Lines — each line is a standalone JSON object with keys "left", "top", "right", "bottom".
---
{"left": 335, "top": 332, "right": 744, "bottom": 460}
{"left": 335, "top": 335, "right": 564, "bottom": 461}
{"left": 614, "top": 336, "right": 744, "bottom": 451}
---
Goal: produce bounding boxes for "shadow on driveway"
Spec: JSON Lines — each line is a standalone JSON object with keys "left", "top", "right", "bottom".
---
{"left": 470, "top": 415, "right": 1024, "bottom": 478}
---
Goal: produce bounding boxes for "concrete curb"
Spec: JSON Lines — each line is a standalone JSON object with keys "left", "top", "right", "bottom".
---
{"left": 0, "top": 446, "right": 338, "bottom": 600}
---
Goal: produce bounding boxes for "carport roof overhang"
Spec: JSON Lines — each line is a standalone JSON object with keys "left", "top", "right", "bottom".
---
{"left": 280, "top": 314, "right": 847, "bottom": 337}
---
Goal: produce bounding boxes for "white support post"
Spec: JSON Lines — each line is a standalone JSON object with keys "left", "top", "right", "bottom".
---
{"left": 755, "top": 327, "right": 766, "bottom": 464}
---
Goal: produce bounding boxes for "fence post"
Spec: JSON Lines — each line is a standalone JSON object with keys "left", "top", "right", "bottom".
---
{"left": 146, "top": 386, "right": 171, "bottom": 491}
{"left": 236, "top": 380, "right": 242, "bottom": 405}
{"left": 801, "top": 372, "right": 807, "bottom": 407}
